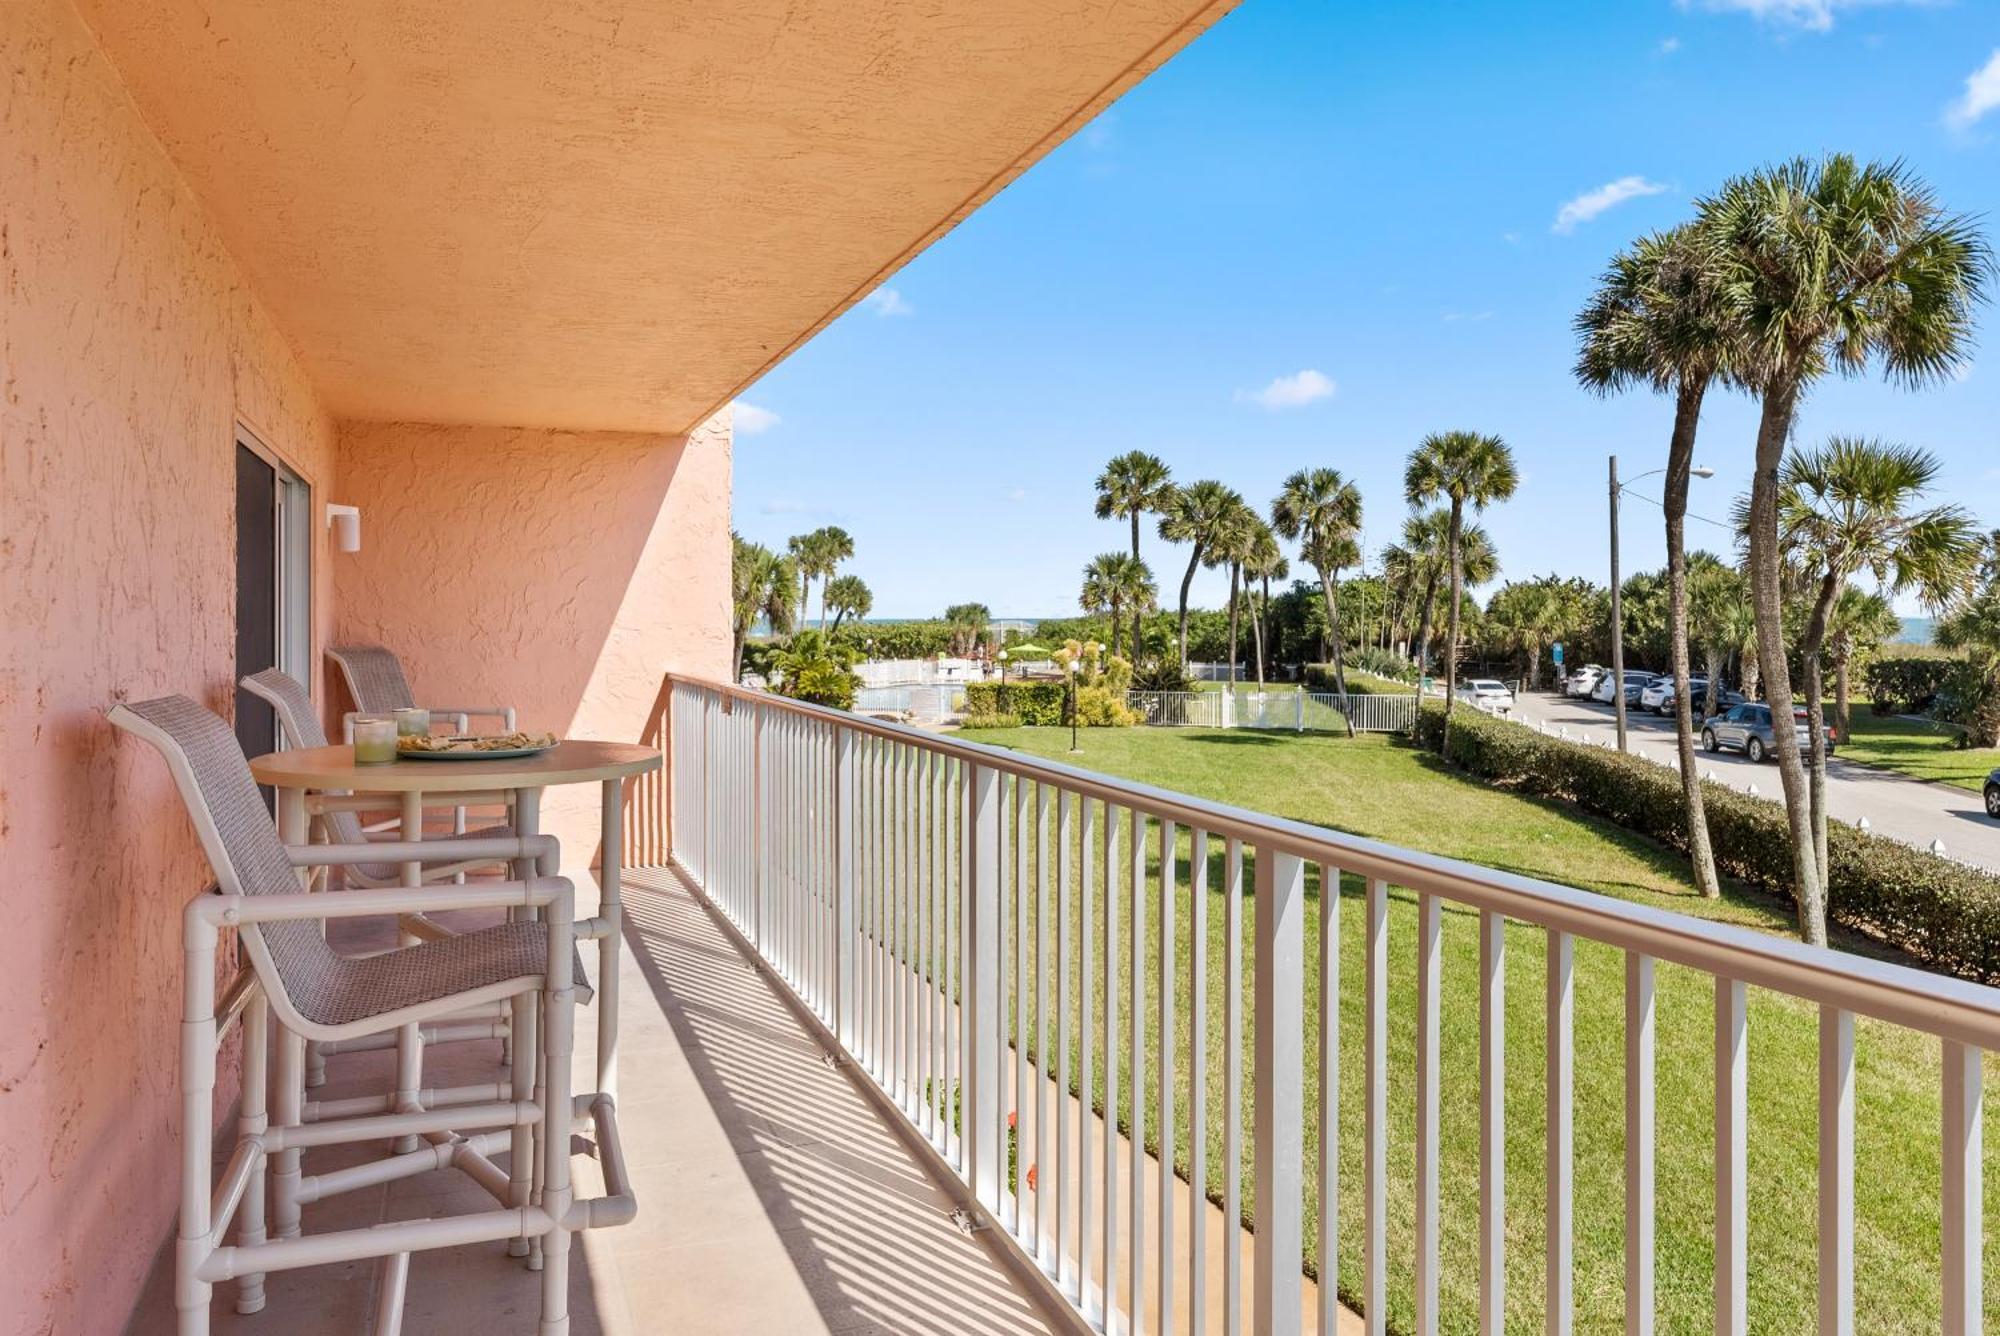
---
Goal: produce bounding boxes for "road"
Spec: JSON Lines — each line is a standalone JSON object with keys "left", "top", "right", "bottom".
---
{"left": 1502, "top": 689, "right": 2000, "bottom": 873}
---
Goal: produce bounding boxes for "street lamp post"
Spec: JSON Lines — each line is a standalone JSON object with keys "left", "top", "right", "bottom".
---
{"left": 1609, "top": 455, "right": 1714, "bottom": 752}
{"left": 1067, "top": 658, "right": 1081, "bottom": 752}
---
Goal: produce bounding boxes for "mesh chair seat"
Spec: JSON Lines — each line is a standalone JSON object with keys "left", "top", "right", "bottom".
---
{"left": 302, "top": 920, "right": 550, "bottom": 1027}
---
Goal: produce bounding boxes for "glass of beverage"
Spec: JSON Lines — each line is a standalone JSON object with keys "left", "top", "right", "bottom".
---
{"left": 353, "top": 716, "right": 398, "bottom": 764}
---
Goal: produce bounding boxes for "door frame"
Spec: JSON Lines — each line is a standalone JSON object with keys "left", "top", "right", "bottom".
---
{"left": 235, "top": 421, "right": 317, "bottom": 714}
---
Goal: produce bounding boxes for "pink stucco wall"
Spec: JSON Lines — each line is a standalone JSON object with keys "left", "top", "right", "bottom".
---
{"left": 329, "top": 416, "right": 732, "bottom": 858}
{"left": 1, "top": 1, "right": 339, "bottom": 1329}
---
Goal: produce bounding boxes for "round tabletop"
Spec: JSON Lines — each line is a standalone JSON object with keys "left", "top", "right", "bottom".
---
{"left": 249, "top": 739, "right": 661, "bottom": 792}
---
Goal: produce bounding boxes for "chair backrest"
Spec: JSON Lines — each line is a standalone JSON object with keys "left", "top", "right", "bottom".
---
{"left": 328, "top": 644, "right": 415, "bottom": 714}
{"left": 108, "top": 695, "right": 340, "bottom": 1017}
{"left": 239, "top": 669, "right": 366, "bottom": 845}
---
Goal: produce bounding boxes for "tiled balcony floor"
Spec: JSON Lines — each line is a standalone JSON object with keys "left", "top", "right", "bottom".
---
{"left": 129, "top": 865, "right": 1059, "bottom": 1335}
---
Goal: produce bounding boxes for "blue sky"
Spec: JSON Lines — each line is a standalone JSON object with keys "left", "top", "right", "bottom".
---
{"left": 731, "top": 0, "right": 2000, "bottom": 621}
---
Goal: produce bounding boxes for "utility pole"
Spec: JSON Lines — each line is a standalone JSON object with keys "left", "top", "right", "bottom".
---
{"left": 1609, "top": 454, "right": 1627, "bottom": 751}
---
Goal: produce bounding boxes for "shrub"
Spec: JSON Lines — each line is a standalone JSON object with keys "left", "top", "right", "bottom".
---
{"left": 1075, "top": 685, "right": 1141, "bottom": 727}
{"left": 1346, "top": 647, "right": 1419, "bottom": 683}
{"left": 1863, "top": 655, "right": 1966, "bottom": 715}
{"left": 1304, "top": 664, "right": 1417, "bottom": 696}
{"left": 961, "top": 681, "right": 1065, "bottom": 725}
{"left": 1412, "top": 702, "right": 2000, "bottom": 984}
{"left": 959, "top": 711, "right": 1022, "bottom": 730}
{"left": 1130, "top": 656, "right": 1196, "bottom": 693}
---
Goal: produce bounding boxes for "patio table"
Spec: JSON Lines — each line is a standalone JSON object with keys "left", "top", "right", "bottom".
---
{"left": 248, "top": 739, "right": 660, "bottom": 1098}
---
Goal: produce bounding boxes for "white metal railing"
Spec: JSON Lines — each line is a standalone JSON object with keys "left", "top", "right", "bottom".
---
{"left": 1128, "top": 690, "right": 1418, "bottom": 734}
{"left": 658, "top": 673, "right": 1997, "bottom": 1336}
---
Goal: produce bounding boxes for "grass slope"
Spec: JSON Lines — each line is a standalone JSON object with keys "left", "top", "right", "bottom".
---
{"left": 1839, "top": 702, "right": 1996, "bottom": 794}
{"left": 960, "top": 724, "right": 1997, "bottom": 1334}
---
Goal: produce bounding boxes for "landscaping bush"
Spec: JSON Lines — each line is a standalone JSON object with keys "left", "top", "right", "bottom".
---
{"left": 1345, "top": 647, "right": 1419, "bottom": 683}
{"left": 959, "top": 711, "right": 1021, "bottom": 730}
{"left": 1412, "top": 702, "right": 2000, "bottom": 983}
{"left": 961, "top": 681, "right": 1066, "bottom": 725}
{"left": 1304, "top": 664, "right": 1416, "bottom": 695}
{"left": 1863, "top": 655, "right": 1966, "bottom": 715}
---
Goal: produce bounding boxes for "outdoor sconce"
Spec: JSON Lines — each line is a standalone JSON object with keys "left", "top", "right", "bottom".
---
{"left": 326, "top": 503, "right": 361, "bottom": 553}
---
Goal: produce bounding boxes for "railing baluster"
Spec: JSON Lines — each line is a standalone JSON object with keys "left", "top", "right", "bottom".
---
{"left": 1058, "top": 790, "right": 1075, "bottom": 1296}
{"left": 1160, "top": 818, "right": 1179, "bottom": 1336}
{"left": 1479, "top": 909, "right": 1504, "bottom": 1336}
{"left": 1017, "top": 774, "right": 1031, "bottom": 1236}
{"left": 1942, "top": 1038, "right": 1982, "bottom": 1336}
{"left": 946, "top": 757, "right": 962, "bottom": 1170}
{"left": 967, "top": 760, "right": 1003, "bottom": 1210}
{"left": 1225, "top": 838, "right": 1244, "bottom": 1336}
{"left": 1105, "top": 804, "right": 1122, "bottom": 1326}
{"left": 1416, "top": 891, "right": 1441, "bottom": 1336}
{"left": 1625, "top": 954, "right": 1654, "bottom": 1336}
{"left": 1038, "top": 782, "right": 1053, "bottom": 1262}
{"left": 1081, "top": 797, "right": 1099, "bottom": 1321}
{"left": 1714, "top": 976, "right": 1745, "bottom": 1336}
{"left": 1548, "top": 930, "right": 1575, "bottom": 1336}
{"left": 919, "top": 749, "right": 933, "bottom": 1139}
{"left": 1131, "top": 806, "right": 1147, "bottom": 1335}
{"left": 1254, "top": 843, "right": 1305, "bottom": 1336}
{"left": 835, "top": 729, "right": 856, "bottom": 1051}
{"left": 1817, "top": 1005, "right": 1852, "bottom": 1336}
{"left": 1319, "top": 864, "right": 1340, "bottom": 1336}
{"left": 1190, "top": 829, "right": 1210, "bottom": 1336}
{"left": 1364, "top": 876, "right": 1388, "bottom": 1336}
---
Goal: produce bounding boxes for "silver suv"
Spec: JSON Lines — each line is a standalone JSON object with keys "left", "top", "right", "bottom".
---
{"left": 1701, "top": 702, "right": 1835, "bottom": 763}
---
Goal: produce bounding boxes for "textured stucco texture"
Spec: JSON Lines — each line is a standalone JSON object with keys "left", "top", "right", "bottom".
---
{"left": 329, "top": 416, "right": 731, "bottom": 858}
{"left": 67, "top": 0, "right": 1236, "bottom": 433}
{"left": 1, "top": 1, "right": 338, "bottom": 1329}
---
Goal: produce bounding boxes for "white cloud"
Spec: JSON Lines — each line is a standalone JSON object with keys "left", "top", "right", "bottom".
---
{"left": 1552, "top": 176, "right": 1669, "bottom": 234}
{"left": 1237, "top": 369, "right": 1336, "bottom": 411}
{"left": 733, "top": 401, "right": 781, "bottom": 435}
{"left": 760, "top": 498, "right": 806, "bottom": 515}
{"left": 1944, "top": 49, "right": 2000, "bottom": 131}
{"left": 1679, "top": 0, "right": 1927, "bottom": 32}
{"left": 862, "top": 287, "right": 914, "bottom": 317}
{"left": 1657, "top": 36, "right": 1683, "bottom": 54}
{"left": 1500, "top": 231, "right": 1522, "bottom": 245}
{"left": 1442, "top": 310, "right": 1495, "bottom": 323}
{"left": 1006, "top": 487, "right": 1028, "bottom": 503}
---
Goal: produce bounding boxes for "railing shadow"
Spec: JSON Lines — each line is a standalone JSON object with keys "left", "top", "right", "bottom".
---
{"left": 620, "top": 869, "right": 1053, "bottom": 1335}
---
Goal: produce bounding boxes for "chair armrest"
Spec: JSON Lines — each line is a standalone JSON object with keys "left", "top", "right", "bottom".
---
{"left": 287, "top": 833, "right": 559, "bottom": 872}
{"left": 194, "top": 876, "right": 570, "bottom": 926}
{"left": 420, "top": 705, "right": 517, "bottom": 732}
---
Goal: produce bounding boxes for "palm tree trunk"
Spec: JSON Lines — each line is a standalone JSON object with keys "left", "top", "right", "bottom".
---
{"left": 1178, "top": 548, "right": 1200, "bottom": 666}
{"left": 1703, "top": 646, "right": 1727, "bottom": 722}
{"left": 1131, "top": 510, "right": 1142, "bottom": 563}
{"left": 1800, "top": 569, "right": 1841, "bottom": 899}
{"left": 1835, "top": 654, "right": 1853, "bottom": 748}
{"left": 1747, "top": 380, "right": 1825, "bottom": 944}
{"left": 1250, "top": 592, "right": 1267, "bottom": 691}
{"left": 732, "top": 629, "right": 746, "bottom": 682}
{"left": 1414, "top": 567, "right": 1441, "bottom": 675}
{"left": 1109, "top": 598, "right": 1123, "bottom": 661}
{"left": 1442, "top": 501, "right": 1464, "bottom": 747}
{"left": 1663, "top": 381, "right": 1721, "bottom": 898}
{"left": 1226, "top": 563, "right": 1242, "bottom": 685}
{"left": 1261, "top": 573, "right": 1275, "bottom": 682}
{"left": 1320, "top": 567, "right": 1348, "bottom": 695}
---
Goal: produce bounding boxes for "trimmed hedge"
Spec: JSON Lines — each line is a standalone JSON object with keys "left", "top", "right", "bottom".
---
{"left": 961, "top": 681, "right": 1066, "bottom": 726}
{"left": 1864, "top": 655, "right": 1967, "bottom": 715}
{"left": 1414, "top": 703, "right": 2000, "bottom": 983}
{"left": 1303, "top": 665, "right": 1415, "bottom": 696}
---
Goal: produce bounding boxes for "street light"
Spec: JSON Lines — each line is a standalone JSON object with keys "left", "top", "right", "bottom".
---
{"left": 1609, "top": 455, "right": 1715, "bottom": 751}
{"left": 1066, "top": 657, "right": 1081, "bottom": 752}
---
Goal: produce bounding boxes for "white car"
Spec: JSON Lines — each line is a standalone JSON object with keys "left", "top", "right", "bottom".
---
{"left": 1457, "top": 678, "right": 1514, "bottom": 714}
{"left": 1565, "top": 665, "right": 1606, "bottom": 699}
{"left": 1642, "top": 675, "right": 1707, "bottom": 715}
{"left": 1591, "top": 670, "right": 1654, "bottom": 706}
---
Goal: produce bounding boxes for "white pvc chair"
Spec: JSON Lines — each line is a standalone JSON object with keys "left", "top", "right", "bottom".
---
{"left": 327, "top": 644, "right": 515, "bottom": 741}
{"left": 240, "top": 668, "right": 513, "bottom": 887}
{"left": 110, "top": 696, "right": 631, "bottom": 1335}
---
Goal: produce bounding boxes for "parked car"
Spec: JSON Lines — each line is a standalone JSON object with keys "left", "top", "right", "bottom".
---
{"left": 1701, "top": 702, "right": 1836, "bottom": 762}
{"left": 1590, "top": 670, "right": 1654, "bottom": 706}
{"left": 1565, "top": 665, "right": 1606, "bottom": 698}
{"left": 1457, "top": 678, "right": 1514, "bottom": 714}
{"left": 1986, "top": 767, "right": 2000, "bottom": 820}
{"left": 1641, "top": 675, "right": 1707, "bottom": 715}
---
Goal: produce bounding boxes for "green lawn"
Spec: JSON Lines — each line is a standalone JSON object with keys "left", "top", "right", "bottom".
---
{"left": 1838, "top": 702, "right": 1996, "bottom": 793}
{"left": 959, "top": 723, "right": 1997, "bottom": 1335}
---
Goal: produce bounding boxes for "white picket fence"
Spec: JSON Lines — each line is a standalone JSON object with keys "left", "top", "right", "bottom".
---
{"left": 1127, "top": 690, "right": 1419, "bottom": 734}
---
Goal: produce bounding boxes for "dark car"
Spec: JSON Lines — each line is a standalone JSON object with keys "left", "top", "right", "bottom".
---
{"left": 1702, "top": 702, "right": 1835, "bottom": 763}
{"left": 1986, "top": 767, "right": 1999, "bottom": 820}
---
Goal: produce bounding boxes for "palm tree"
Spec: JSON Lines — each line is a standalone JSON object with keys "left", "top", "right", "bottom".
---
{"left": 1271, "top": 468, "right": 1364, "bottom": 694}
{"left": 1688, "top": 556, "right": 1753, "bottom": 717}
{"left": 1399, "top": 509, "right": 1452, "bottom": 672}
{"left": 1094, "top": 452, "right": 1175, "bottom": 563}
{"left": 786, "top": 526, "right": 854, "bottom": 628}
{"left": 944, "top": 602, "right": 991, "bottom": 658}
{"left": 1158, "top": 480, "right": 1246, "bottom": 665}
{"left": 1576, "top": 223, "right": 1743, "bottom": 899}
{"left": 1936, "top": 536, "right": 2000, "bottom": 748}
{"left": 1701, "top": 154, "right": 1990, "bottom": 944}
{"left": 1404, "top": 432, "right": 1518, "bottom": 736}
{"left": 1486, "top": 577, "right": 1568, "bottom": 690}
{"left": 730, "top": 533, "right": 798, "bottom": 681}
{"left": 1206, "top": 501, "right": 1260, "bottom": 684}
{"left": 1241, "top": 525, "right": 1288, "bottom": 691}
{"left": 1769, "top": 437, "right": 1979, "bottom": 896}
{"left": 824, "top": 574, "right": 873, "bottom": 634}
{"left": 1080, "top": 553, "right": 1156, "bottom": 660}
{"left": 1825, "top": 585, "right": 1900, "bottom": 748}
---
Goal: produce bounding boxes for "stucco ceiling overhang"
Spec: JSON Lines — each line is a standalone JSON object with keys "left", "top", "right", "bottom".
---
{"left": 73, "top": 0, "right": 1237, "bottom": 434}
